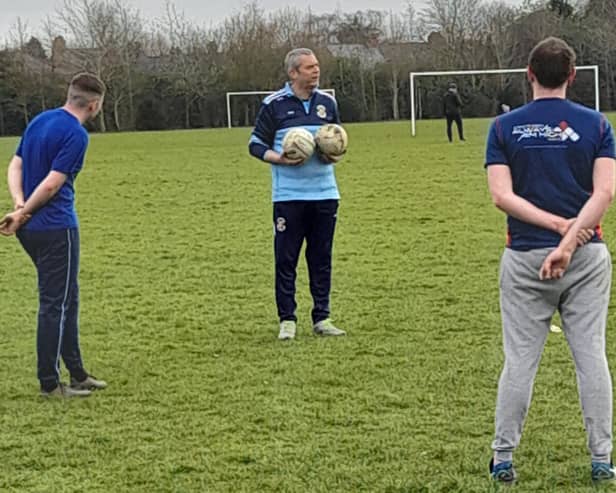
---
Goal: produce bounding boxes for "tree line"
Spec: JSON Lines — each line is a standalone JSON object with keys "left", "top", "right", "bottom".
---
{"left": 0, "top": 0, "right": 614, "bottom": 136}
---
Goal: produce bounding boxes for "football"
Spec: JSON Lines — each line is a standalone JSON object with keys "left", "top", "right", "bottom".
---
{"left": 282, "top": 128, "right": 315, "bottom": 162}
{"left": 315, "top": 124, "right": 348, "bottom": 157}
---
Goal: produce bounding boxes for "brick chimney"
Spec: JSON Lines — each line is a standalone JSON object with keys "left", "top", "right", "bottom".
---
{"left": 51, "top": 36, "right": 66, "bottom": 71}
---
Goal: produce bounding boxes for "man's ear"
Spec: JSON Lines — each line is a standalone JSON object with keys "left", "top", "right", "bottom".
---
{"left": 567, "top": 67, "right": 577, "bottom": 87}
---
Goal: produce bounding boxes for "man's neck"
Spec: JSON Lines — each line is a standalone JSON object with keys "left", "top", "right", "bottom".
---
{"left": 290, "top": 82, "right": 313, "bottom": 100}
{"left": 62, "top": 104, "right": 87, "bottom": 124}
{"left": 533, "top": 84, "right": 567, "bottom": 100}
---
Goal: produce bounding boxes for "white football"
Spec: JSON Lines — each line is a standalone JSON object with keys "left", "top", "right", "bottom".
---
{"left": 315, "top": 124, "right": 348, "bottom": 157}
{"left": 282, "top": 128, "right": 315, "bottom": 162}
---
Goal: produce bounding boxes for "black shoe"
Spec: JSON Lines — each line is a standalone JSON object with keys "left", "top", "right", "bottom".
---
{"left": 592, "top": 461, "right": 616, "bottom": 483}
{"left": 489, "top": 458, "right": 517, "bottom": 484}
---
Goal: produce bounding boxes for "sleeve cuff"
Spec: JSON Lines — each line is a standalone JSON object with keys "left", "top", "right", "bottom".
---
{"left": 249, "top": 142, "right": 269, "bottom": 161}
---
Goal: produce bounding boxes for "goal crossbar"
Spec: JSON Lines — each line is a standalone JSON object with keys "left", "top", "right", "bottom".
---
{"left": 409, "top": 66, "right": 599, "bottom": 136}
{"left": 226, "top": 89, "right": 336, "bottom": 128}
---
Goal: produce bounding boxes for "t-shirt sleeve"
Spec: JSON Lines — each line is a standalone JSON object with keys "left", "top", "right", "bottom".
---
{"left": 16, "top": 138, "right": 23, "bottom": 157}
{"left": 333, "top": 99, "right": 341, "bottom": 124}
{"left": 597, "top": 115, "right": 616, "bottom": 159}
{"left": 248, "top": 102, "right": 275, "bottom": 160}
{"left": 51, "top": 129, "right": 88, "bottom": 174}
{"left": 485, "top": 118, "right": 508, "bottom": 167}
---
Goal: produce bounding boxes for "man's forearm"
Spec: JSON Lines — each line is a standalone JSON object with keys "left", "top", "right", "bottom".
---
{"left": 558, "top": 191, "right": 613, "bottom": 252}
{"left": 7, "top": 156, "right": 24, "bottom": 206}
{"left": 493, "top": 191, "right": 567, "bottom": 233}
{"left": 21, "top": 174, "right": 66, "bottom": 216}
{"left": 558, "top": 158, "right": 616, "bottom": 251}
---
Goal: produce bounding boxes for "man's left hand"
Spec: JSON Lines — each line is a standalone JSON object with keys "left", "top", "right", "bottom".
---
{"left": 539, "top": 246, "right": 573, "bottom": 280}
{"left": 317, "top": 149, "right": 344, "bottom": 164}
{"left": 0, "top": 210, "right": 30, "bottom": 236}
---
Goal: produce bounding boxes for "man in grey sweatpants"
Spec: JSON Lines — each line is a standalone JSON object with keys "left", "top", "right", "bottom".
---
{"left": 485, "top": 36, "right": 616, "bottom": 484}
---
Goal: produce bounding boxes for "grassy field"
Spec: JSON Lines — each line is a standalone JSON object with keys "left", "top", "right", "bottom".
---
{"left": 1, "top": 118, "right": 616, "bottom": 492}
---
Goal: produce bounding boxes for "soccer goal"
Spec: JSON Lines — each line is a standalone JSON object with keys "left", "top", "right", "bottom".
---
{"left": 409, "top": 66, "right": 599, "bottom": 136}
{"left": 226, "top": 89, "right": 336, "bottom": 128}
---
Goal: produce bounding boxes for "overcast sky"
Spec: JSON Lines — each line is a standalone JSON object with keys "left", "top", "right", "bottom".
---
{"left": 1, "top": 0, "right": 427, "bottom": 43}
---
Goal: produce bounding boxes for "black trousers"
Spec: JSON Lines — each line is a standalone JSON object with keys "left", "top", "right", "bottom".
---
{"left": 446, "top": 113, "right": 464, "bottom": 141}
{"left": 273, "top": 200, "right": 338, "bottom": 324}
{"left": 17, "top": 228, "right": 87, "bottom": 391}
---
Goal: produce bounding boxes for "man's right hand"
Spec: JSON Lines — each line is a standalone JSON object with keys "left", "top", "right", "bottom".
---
{"left": 264, "top": 150, "right": 304, "bottom": 166}
{"left": 556, "top": 217, "right": 576, "bottom": 236}
{"left": 276, "top": 152, "right": 304, "bottom": 166}
{"left": 556, "top": 217, "right": 595, "bottom": 246}
{"left": 575, "top": 227, "right": 595, "bottom": 246}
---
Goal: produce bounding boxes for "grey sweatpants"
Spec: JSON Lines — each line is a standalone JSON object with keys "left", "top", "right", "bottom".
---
{"left": 493, "top": 243, "right": 613, "bottom": 463}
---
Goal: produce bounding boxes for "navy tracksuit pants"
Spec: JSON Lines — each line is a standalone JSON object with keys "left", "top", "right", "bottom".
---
{"left": 273, "top": 200, "right": 338, "bottom": 324}
{"left": 446, "top": 113, "right": 464, "bottom": 141}
{"left": 17, "top": 228, "right": 87, "bottom": 391}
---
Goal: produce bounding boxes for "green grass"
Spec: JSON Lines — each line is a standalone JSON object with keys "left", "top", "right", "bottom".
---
{"left": 1, "top": 118, "right": 616, "bottom": 492}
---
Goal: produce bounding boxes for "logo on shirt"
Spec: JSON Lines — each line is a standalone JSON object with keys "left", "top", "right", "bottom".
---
{"left": 275, "top": 217, "right": 287, "bottom": 232}
{"left": 316, "top": 105, "right": 327, "bottom": 119}
{"left": 512, "top": 121, "right": 580, "bottom": 142}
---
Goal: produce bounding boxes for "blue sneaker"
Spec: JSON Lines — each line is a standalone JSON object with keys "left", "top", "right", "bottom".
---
{"left": 592, "top": 461, "right": 616, "bottom": 483}
{"left": 489, "top": 458, "right": 517, "bottom": 484}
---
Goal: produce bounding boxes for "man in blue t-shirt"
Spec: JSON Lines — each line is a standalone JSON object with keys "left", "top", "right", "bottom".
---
{"left": 249, "top": 48, "right": 346, "bottom": 340}
{"left": 0, "top": 73, "right": 108, "bottom": 398}
{"left": 485, "top": 37, "right": 616, "bottom": 484}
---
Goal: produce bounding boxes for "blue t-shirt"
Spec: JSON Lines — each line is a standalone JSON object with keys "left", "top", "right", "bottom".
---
{"left": 248, "top": 83, "right": 341, "bottom": 202}
{"left": 16, "top": 108, "right": 89, "bottom": 231}
{"left": 485, "top": 98, "right": 616, "bottom": 251}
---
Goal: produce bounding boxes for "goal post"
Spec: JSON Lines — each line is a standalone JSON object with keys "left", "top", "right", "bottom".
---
{"left": 409, "top": 66, "right": 599, "bottom": 136}
{"left": 226, "top": 89, "right": 336, "bottom": 128}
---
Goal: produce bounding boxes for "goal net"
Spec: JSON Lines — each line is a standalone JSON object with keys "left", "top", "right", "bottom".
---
{"left": 409, "top": 66, "right": 599, "bottom": 136}
{"left": 226, "top": 89, "right": 336, "bottom": 128}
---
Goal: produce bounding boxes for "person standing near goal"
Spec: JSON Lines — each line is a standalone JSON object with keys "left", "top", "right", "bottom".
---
{"left": 248, "top": 48, "right": 346, "bottom": 340}
{"left": 443, "top": 82, "right": 465, "bottom": 142}
{"left": 485, "top": 36, "right": 616, "bottom": 484}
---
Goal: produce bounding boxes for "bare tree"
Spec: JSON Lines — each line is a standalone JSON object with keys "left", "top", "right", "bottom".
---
{"left": 422, "top": 0, "right": 490, "bottom": 69}
{"left": 154, "top": 2, "right": 210, "bottom": 128}
{"left": 49, "top": 0, "right": 144, "bottom": 131}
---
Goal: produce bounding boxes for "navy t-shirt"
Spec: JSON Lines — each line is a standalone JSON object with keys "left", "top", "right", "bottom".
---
{"left": 16, "top": 108, "right": 89, "bottom": 231}
{"left": 485, "top": 98, "right": 616, "bottom": 250}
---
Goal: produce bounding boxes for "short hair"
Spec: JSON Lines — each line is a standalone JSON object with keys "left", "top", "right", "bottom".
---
{"left": 285, "top": 48, "right": 315, "bottom": 73}
{"left": 528, "top": 37, "right": 576, "bottom": 89}
{"left": 67, "top": 72, "right": 106, "bottom": 109}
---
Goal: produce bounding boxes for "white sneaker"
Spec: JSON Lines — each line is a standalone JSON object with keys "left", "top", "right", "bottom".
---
{"left": 313, "top": 318, "right": 346, "bottom": 336}
{"left": 70, "top": 374, "right": 108, "bottom": 390}
{"left": 41, "top": 383, "right": 92, "bottom": 398}
{"left": 278, "top": 320, "right": 297, "bottom": 340}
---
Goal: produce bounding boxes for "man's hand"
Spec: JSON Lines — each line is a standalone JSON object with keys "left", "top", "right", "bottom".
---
{"left": 556, "top": 217, "right": 575, "bottom": 236}
{"left": 576, "top": 228, "right": 595, "bottom": 246}
{"left": 556, "top": 217, "right": 595, "bottom": 246}
{"left": 316, "top": 148, "right": 344, "bottom": 164}
{"left": 266, "top": 150, "right": 304, "bottom": 166}
{"left": 280, "top": 153, "right": 304, "bottom": 166}
{"left": 0, "top": 209, "right": 30, "bottom": 236}
{"left": 539, "top": 246, "right": 574, "bottom": 280}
